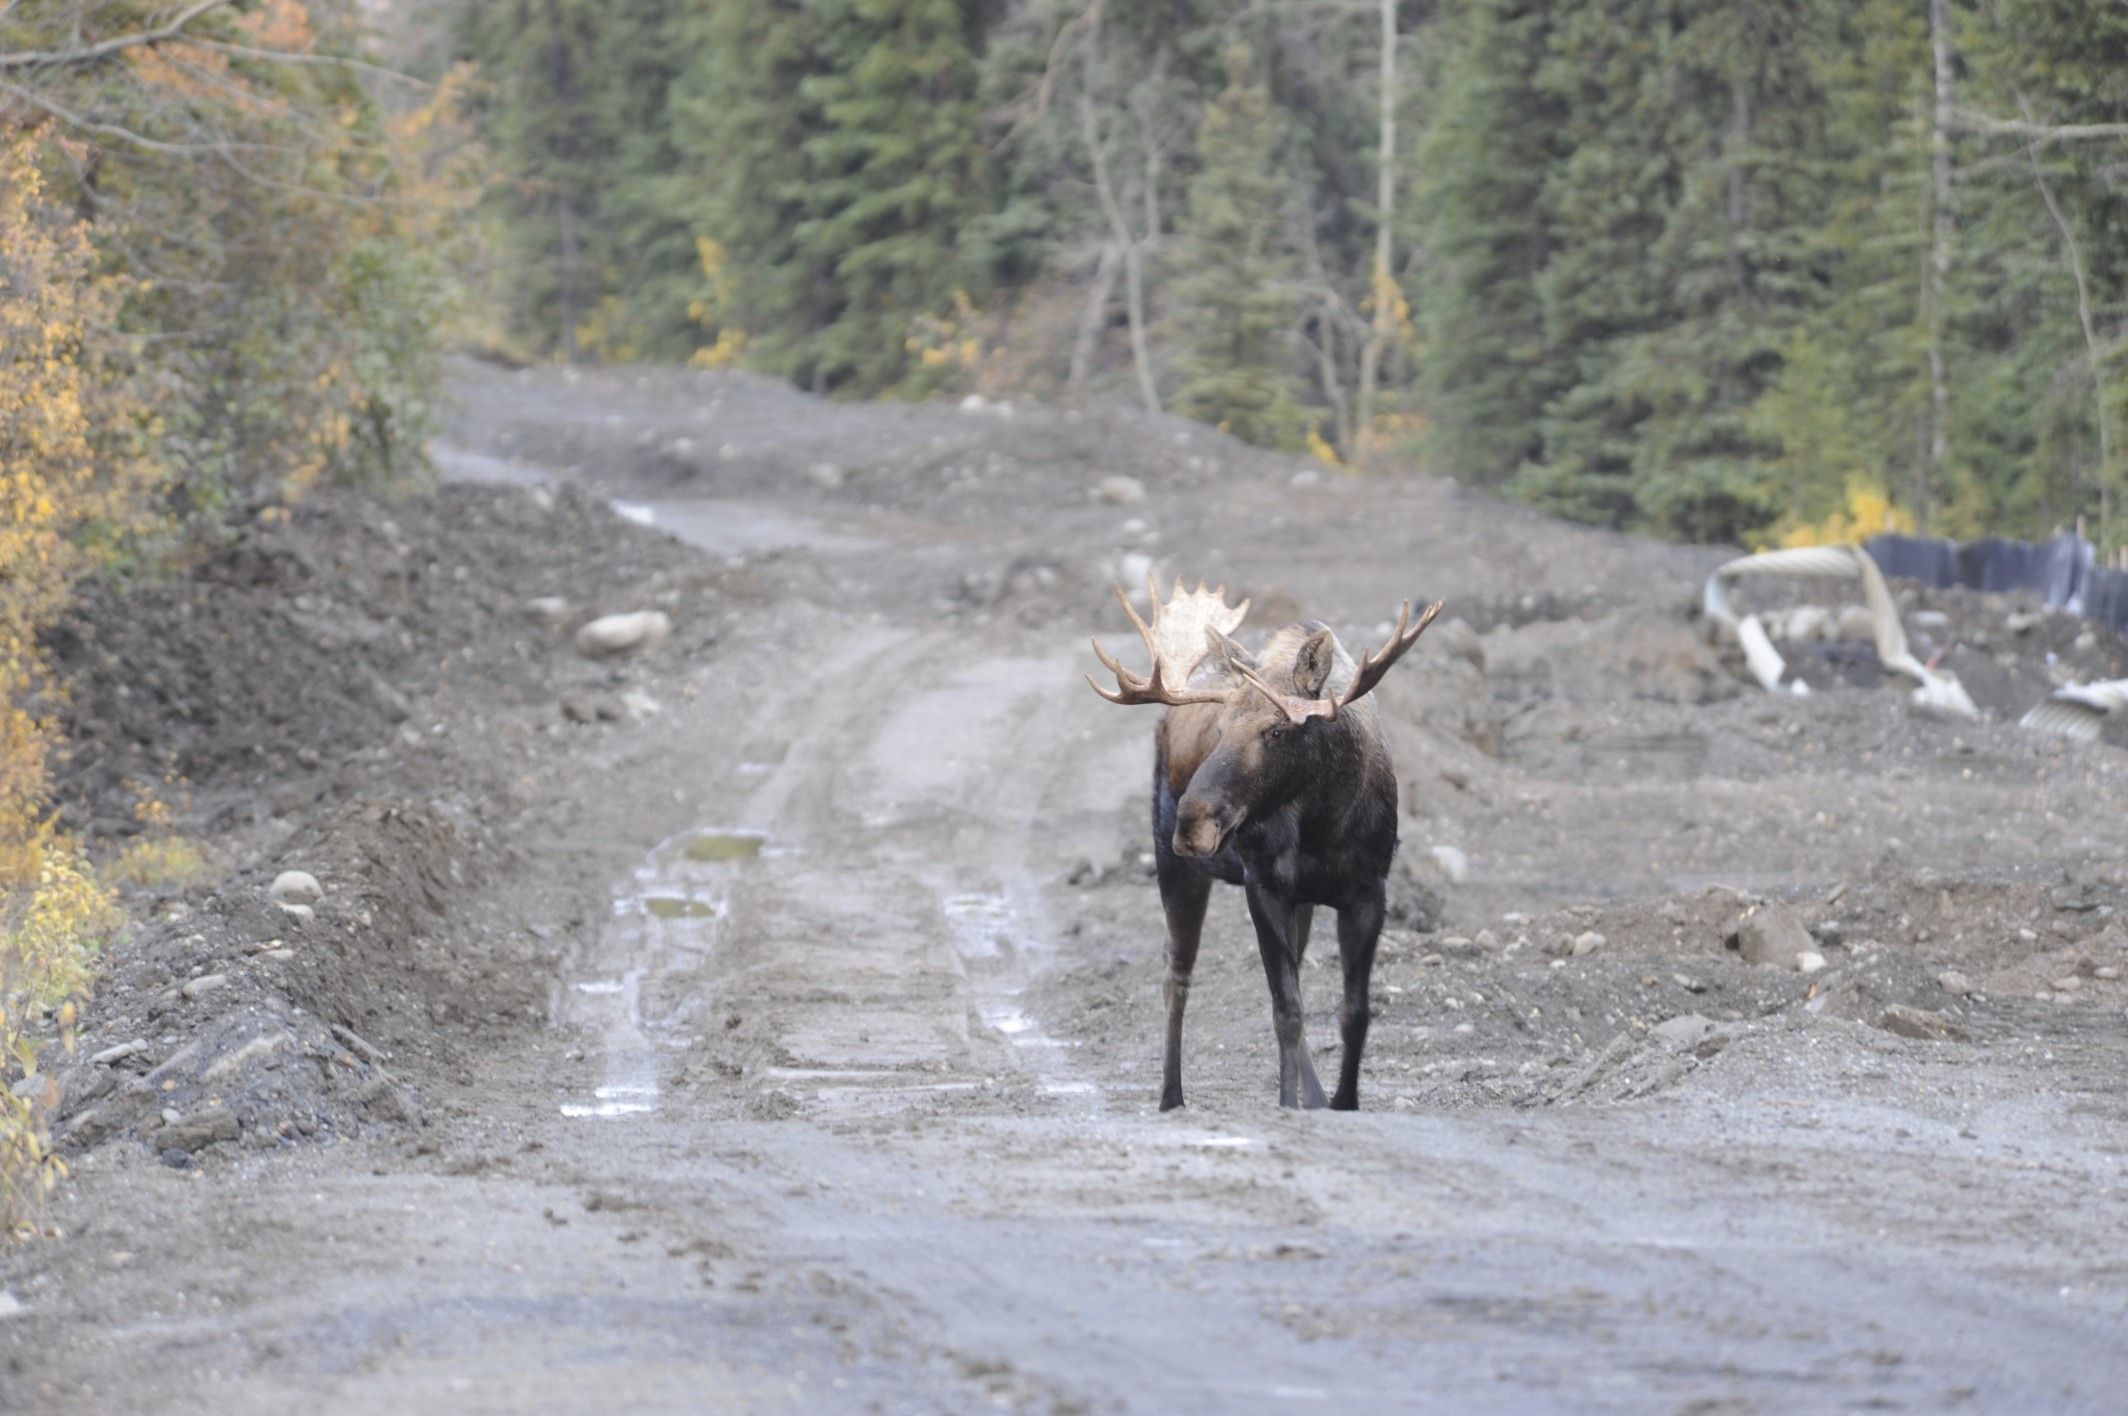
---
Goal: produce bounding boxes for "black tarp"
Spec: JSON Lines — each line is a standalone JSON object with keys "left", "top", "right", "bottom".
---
{"left": 1864, "top": 531, "right": 2123, "bottom": 638}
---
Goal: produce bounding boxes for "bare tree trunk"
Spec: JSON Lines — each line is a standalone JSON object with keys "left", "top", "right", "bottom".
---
{"left": 1354, "top": 0, "right": 1397, "bottom": 454}
{"left": 1922, "top": 0, "right": 1955, "bottom": 533}
{"left": 1318, "top": 297, "right": 1352, "bottom": 452}
{"left": 1725, "top": 79, "right": 1751, "bottom": 295}
{"left": 2019, "top": 95, "right": 2115, "bottom": 550}
{"left": 558, "top": 198, "right": 581, "bottom": 366}
{"left": 1069, "top": 242, "right": 1123, "bottom": 397}
{"left": 1080, "top": 91, "right": 1161, "bottom": 414}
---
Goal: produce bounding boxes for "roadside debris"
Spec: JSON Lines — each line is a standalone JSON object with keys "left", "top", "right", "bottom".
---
{"left": 1702, "top": 545, "right": 1978, "bottom": 715}
{"left": 574, "top": 609, "right": 673, "bottom": 658}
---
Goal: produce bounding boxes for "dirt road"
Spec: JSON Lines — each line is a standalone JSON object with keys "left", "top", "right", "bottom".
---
{"left": 7, "top": 364, "right": 2127, "bottom": 1412}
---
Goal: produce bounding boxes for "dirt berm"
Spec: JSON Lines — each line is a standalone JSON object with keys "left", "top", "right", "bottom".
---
{"left": 2, "top": 360, "right": 2125, "bottom": 1413}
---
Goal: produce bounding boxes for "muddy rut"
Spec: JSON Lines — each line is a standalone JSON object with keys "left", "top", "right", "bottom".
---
{"left": 6, "top": 365, "right": 2128, "bottom": 1414}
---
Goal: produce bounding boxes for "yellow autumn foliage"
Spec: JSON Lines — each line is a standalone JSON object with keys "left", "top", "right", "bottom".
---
{"left": 1768, "top": 478, "right": 1916, "bottom": 549}
{"left": 0, "top": 131, "right": 156, "bottom": 1232}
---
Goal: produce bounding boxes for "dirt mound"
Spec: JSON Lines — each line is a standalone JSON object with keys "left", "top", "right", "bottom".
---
{"left": 42, "top": 483, "right": 712, "bottom": 840}
{"left": 26, "top": 481, "right": 727, "bottom": 1167}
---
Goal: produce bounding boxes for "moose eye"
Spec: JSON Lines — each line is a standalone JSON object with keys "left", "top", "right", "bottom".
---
{"left": 1267, "top": 727, "right": 1287, "bottom": 743}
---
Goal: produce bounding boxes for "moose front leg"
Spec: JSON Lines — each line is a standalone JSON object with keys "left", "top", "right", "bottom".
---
{"left": 1331, "top": 882, "right": 1386, "bottom": 1110}
{"left": 1155, "top": 859, "right": 1212, "bottom": 1111}
{"left": 1245, "top": 883, "right": 1327, "bottom": 1109}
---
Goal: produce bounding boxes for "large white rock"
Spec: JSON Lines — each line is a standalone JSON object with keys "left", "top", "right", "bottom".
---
{"left": 1430, "top": 844, "right": 1471, "bottom": 885}
{"left": 269, "top": 870, "right": 322, "bottom": 906}
{"left": 1099, "top": 475, "right": 1146, "bottom": 506}
{"left": 574, "top": 610, "right": 672, "bottom": 659}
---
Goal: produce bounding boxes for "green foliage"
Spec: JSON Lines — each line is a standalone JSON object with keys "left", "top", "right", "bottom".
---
{"left": 1423, "top": 0, "right": 2128, "bottom": 544}
{"left": 450, "top": 0, "right": 2128, "bottom": 543}
{"left": 1170, "top": 48, "right": 1302, "bottom": 450}
{"left": 794, "top": 0, "right": 992, "bottom": 393}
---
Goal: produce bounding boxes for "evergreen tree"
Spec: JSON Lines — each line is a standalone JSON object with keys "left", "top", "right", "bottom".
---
{"left": 1416, "top": 0, "right": 1567, "bottom": 487}
{"left": 795, "top": 0, "right": 993, "bottom": 393}
{"left": 458, "top": 0, "right": 608, "bottom": 358}
{"left": 667, "top": 0, "right": 835, "bottom": 379}
{"left": 1170, "top": 47, "right": 1302, "bottom": 449}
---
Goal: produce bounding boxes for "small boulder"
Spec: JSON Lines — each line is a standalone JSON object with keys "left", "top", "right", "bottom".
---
{"left": 525, "top": 595, "right": 571, "bottom": 626}
{"left": 180, "top": 973, "right": 229, "bottom": 1001}
{"left": 574, "top": 610, "right": 672, "bottom": 659}
{"left": 1571, "top": 931, "right": 1605, "bottom": 956}
{"left": 1835, "top": 604, "right": 1879, "bottom": 641}
{"left": 1732, "top": 904, "right": 1815, "bottom": 970}
{"left": 1937, "top": 969, "right": 1976, "bottom": 996}
{"left": 1652, "top": 1013, "right": 1714, "bottom": 1047}
{"left": 1877, "top": 1004, "right": 1967, "bottom": 1043}
{"left": 1430, "top": 844, "right": 1470, "bottom": 885}
{"left": 1098, "top": 475, "right": 1146, "bottom": 506}
{"left": 159, "top": 1109, "right": 239, "bottom": 1153}
{"left": 269, "top": 869, "right": 322, "bottom": 907}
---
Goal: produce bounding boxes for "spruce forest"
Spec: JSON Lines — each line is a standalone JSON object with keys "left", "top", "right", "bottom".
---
{"left": 457, "top": 0, "right": 2128, "bottom": 550}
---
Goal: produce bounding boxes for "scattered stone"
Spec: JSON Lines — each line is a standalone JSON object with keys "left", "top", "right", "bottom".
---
{"left": 180, "top": 973, "right": 228, "bottom": 1001}
{"left": 1438, "top": 935, "right": 1480, "bottom": 959}
{"left": 1877, "top": 1005, "right": 1967, "bottom": 1043}
{"left": 1784, "top": 605, "right": 1833, "bottom": 643}
{"left": 1797, "top": 951, "right": 1828, "bottom": 974}
{"left": 573, "top": 610, "right": 672, "bottom": 659}
{"left": 620, "top": 688, "right": 663, "bottom": 720}
{"left": 0, "top": 1291, "right": 23, "bottom": 1321}
{"left": 1937, "top": 969, "right": 1976, "bottom": 996}
{"left": 1429, "top": 844, "right": 1470, "bottom": 885}
{"left": 2096, "top": 966, "right": 2120, "bottom": 982}
{"left": 1289, "top": 468, "right": 1322, "bottom": 489}
{"left": 269, "top": 869, "right": 322, "bottom": 906}
{"left": 1732, "top": 903, "right": 1815, "bottom": 970}
{"left": 1474, "top": 928, "right": 1499, "bottom": 952}
{"left": 2005, "top": 610, "right": 2044, "bottom": 635}
{"left": 1098, "top": 474, "right": 1146, "bottom": 506}
{"left": 1571, "top": 931, "right": 1605, "bottom": 957}
{"left": 1810, "top": 920, "right": 1842, "bottom": 948}
{"left": 1652, "top": 1013, "right": 1713, "bottom": 1046}
{"left": 332, "top": 1024, "right": 389, "bottom": 1065}
{"left": 561, "top": 692, "right": 623, "bottom": 724}
{"left": 1834, "top": 604, "right": 1878, "bottom": 641}
{"left": 524, "top": 595, "right": 570, "bottom": 625}
{"left": 959, "top": 393, "right": 988, "bottom": 413}
{"left": 1671, "top": 973, "right": 1707, "bottom": 993}
{"left": 159, "top": 1108, "right": 240, "bottom": 1153}
{"left": 806, "top": 461, "right": 846, "bottom": 490}
{"left": 277, "top": 902, "right": 315, "bottom": 926}
{"left": 90, "top": 1039, "right": 148, "bottom": 1066}
{"left": 2052, "top": 975, "right": 2083, "bottom": 993}
{"left": 353, "top": 1076, "right": 416, "bottom": 1125}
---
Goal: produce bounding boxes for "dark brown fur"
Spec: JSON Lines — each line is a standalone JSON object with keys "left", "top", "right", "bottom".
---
{"left": 1149, "top": 623, "right": 1402, "bottom": 1110}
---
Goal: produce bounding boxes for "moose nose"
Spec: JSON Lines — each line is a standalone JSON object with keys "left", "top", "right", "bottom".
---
{"left": 1173, "top": 804, "right": 1229, "bottom": 858}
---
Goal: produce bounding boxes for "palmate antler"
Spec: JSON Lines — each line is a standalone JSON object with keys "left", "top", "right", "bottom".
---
{"left": 1086, "top": 575, "right": 1251, "bottom": 707}
{"left": 1232, "top": 598, "right": 1445, "bottom": 724}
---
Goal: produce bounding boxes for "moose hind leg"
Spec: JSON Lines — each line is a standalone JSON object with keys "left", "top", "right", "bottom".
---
{"left": 1246, "top": 885, "right": 1326, "bottom": 1109}
{"left": 1331, "top": 883, "right": 1387, "bottom": 1111}
{"left": 1156, "top": 860, "right": 1212, "bottom": 1111}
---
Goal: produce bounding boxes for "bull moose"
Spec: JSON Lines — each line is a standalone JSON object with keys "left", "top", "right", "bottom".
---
{"left": 1088, "top": 577, "right": 1441, "bottom": 1111}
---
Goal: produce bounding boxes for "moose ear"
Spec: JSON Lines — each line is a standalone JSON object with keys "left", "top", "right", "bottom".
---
{"left": 1205, "top": 626, "right": 1253, "bottom": 674}
{"left": 1293, "top": 628, "right": 1337, "bottom": 699}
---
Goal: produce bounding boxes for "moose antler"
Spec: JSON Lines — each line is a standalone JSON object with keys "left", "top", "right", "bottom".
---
{"left": 1087, "top": 575, "right": 1251, "bottom": 707}
{"left": 1233, "top": 598, "right": 1445, "bottom": 724}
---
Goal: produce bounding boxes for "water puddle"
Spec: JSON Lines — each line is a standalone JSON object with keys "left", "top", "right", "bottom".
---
{"left": 554, "top": 826, "right": 771, "bottom": 1121}
{"left": 682, "top": 831, "right": 765, "bottom": 863}
{"left": 643, "top": 896, "right": 717, "bottom": 920}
